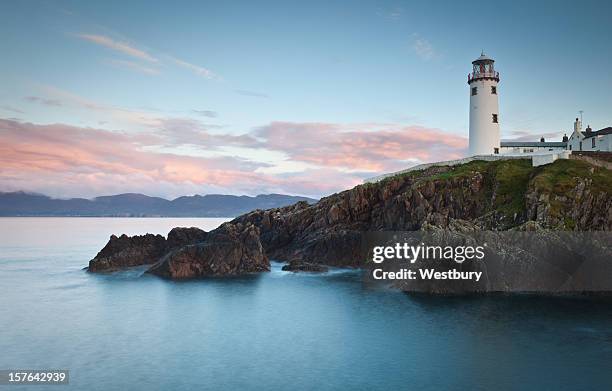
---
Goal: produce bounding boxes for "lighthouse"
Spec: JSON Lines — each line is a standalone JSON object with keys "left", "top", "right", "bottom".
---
{"left": 468, "top": 52, "right": 500, "bottom": 155}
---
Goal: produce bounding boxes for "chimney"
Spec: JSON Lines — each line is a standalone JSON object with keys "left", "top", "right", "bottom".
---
{"left": 540, "top": 137, "right": 545, "bottom": 142}
{"left": 562, "top": 134, "right": 568, "bottom": 142}
{"left": 586, "top": 125, "right": 592, "bottom": 134}
{"left": 573, "top": 118, "right": 582, "bottom": 133}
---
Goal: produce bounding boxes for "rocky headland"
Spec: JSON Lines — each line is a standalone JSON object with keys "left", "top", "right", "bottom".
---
{"left": 88, "top": 158, "right": 612, "bottom": 294}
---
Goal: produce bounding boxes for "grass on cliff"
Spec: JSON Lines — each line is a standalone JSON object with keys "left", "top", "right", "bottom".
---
{"left": 487, "top": 159, "right": 534, "bottom": 215}
{"left": 532, "top": 158, "right": 612, "bottom": 194}
{"left": 370, "top": 159, "right": 533, "bottom": 217}
{"left": 435, "top": 159, "right": 533, "bottom": 216}
{"left": 363, "top": 158, "right": 610, "bottom": 222}
{"left": 531, "top": 159, "right": 612, "bottom": 223}
{"left": 427, "top": 158, "right": 611, "bottom": 217}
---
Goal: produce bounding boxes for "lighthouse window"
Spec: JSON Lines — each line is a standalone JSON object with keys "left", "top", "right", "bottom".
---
{"left": 491, "top": 86, "right": 497, "bottom": 94}
{"left": 471, "top": 87, "right": 478, "bottom": 96}
{"left": 492, "top": 114, "right": 498, "bottom": 123}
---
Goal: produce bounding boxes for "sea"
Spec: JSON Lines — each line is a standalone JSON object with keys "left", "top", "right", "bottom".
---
{"left": 1, "top": 217, "right": 611, "bottom": 390}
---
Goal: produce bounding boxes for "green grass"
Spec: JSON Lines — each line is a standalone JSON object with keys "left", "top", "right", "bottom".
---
{"left": 425, "top": 160, "right": 492, "bottom": 181}
{"left": 488, "top": 159, "right": 533, "bottom": 215}
{"left": 532, "top": 159, "right": 612, "bottom": 195}
{"left": 377, "top": 167, "right": 427, "bottom": 186}
{"left": 359, "top": 158, "right": 610, "bottom": 227}
{"left": 531, "top": 159, "right": 612, "bottom": 221}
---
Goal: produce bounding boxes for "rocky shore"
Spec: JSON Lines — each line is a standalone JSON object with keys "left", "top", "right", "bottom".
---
{"left": 88, "top": 158, "right": 612, "bottom": 293}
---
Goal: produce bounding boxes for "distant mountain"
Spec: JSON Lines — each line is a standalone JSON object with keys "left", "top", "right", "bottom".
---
{"left": 0, "top": 192, "right": 317, "bottom": 217}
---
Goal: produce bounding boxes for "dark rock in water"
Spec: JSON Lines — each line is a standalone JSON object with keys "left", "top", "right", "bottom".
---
{"left": 147, "top": 222, "right": 269, "bottom": 279}
{"left": 88, "top": 227, "right": 208, "bottom": 272}
{"left": 88, "top": 233, "right": 167, "bottom": 272}
{"left": 167, "top": 227, "right": 208, "bottom": 249}
{"left": 282, "top": 261, "right": 329, "bottom": 273}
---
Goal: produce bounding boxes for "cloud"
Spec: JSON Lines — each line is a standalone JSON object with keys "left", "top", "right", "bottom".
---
{"left": 193, "top": 110, "right": 218, "bottom": 118}
{"left": 109, "top": 59, "right": 160, "bottom": 75}
{"left": 411, "top": 34, "right": 436, "bottom": 61}
{"left": 235, "top": 89, "right": 269, "bottom": 98}
{"left": 155, "top": 117, "right": 258, "bottom": 148}
{"left": 0, "top": 105, "right": 24, "bottom": 114}
{"left": 252, "top": 122, "right": 467, "bottom": 172}
{"left": 0, "top": 119, "right": 274, "bottom": 198}
{"left": 171, "top": 57, "right": 219, "bottom": 79}
{"left": 0, "top": 117, "right": 467, "bottom": 198}
{"left": 77, "top": 34, "right": 158, "bottom": 62}
{"left": 0, "top": 119, "right": 364, "bottom": 198}
{"left": 77, "top": 33, "right": 220, "bottom": 80}
{"left": 29, "top": 85, "right": 162, "bottom": 128}
{"left": 24, "top": 96, "right": 63, "bottom": 107}
{"left": 506, "top": 130, "right": 565, "bottom": 142}
{"left": 151, "top": 119, "right": 467, "bottom": 173}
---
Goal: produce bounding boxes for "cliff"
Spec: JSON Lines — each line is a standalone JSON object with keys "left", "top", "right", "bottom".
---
{"left": 228, "top": 158, "right": 610, "bottom": 266}
{"left": 88, "top": 158, "right": 612, "bottom": 292}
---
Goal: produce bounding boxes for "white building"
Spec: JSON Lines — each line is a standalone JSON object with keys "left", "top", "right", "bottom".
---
{"left": 499, "top": 138, "right": 567, "bottom": 154}
{"left": 468, "top": 52, "right": 500, "bottom": 155}
{"left": 567, "top": 118, "right": 612, "bottom": 152}
{"left": 498, "top": 117, "right": 612, "bottom": 155}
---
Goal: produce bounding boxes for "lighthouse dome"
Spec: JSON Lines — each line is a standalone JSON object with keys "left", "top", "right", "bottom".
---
{"left": 473, "top": 52, "right": 494, "bottom": 63}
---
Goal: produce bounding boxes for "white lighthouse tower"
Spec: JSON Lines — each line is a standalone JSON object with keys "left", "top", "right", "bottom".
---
{"left": 468, "top": 52, "right": 500, "bottom": 155}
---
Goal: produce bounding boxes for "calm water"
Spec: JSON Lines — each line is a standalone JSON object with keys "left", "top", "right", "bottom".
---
{"left": 1, "top": 218, "right": 612, "bottom": 390}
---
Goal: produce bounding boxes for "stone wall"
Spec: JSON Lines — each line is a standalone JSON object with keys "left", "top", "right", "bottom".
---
{"left": 571, "top": 152, "right": 612, "bottom": 170}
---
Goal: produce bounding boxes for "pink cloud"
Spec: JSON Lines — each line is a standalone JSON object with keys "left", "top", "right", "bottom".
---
{"left": 76, "top": 34, "right": 219, "bottom": 80}
{"left": 0, "top": 118, "right": 467, "bottom": 198}
{"left": 0, "top": 119, "right": 367, "bottom": 198}
{"left": 170, "top": 57, "right": 219, "bottom": 80}
{"left": 0, "top": 119, "right": 274, "bottom": 198}
{"left": 109, "top": 59, "right": 160, "bottom": 75}
{"left": 77, "top": 34, "right": 158, "bottom": 63}
{"left": 253, "top": 122, "right": 467, "bottom": 172}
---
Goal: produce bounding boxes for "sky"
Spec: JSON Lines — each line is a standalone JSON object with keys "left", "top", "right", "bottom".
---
{"left": 1, "top": 0, "right": 611, "bottom": 199}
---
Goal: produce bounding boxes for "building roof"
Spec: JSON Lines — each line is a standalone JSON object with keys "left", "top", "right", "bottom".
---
{"left": 473, "top": 52, "right": 494, "bottom": 63}
{"left": 500, "top": 141, "right": 567, "bottom": 148}
{"left": 582, "top": 127, "right": 612, "bottom": 139}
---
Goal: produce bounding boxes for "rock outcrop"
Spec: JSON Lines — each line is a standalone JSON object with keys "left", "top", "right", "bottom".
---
{"left": 89, "top": 227, "right": 207, "bottom": 272}
{"left": 147, "top": 223, "right": 268, "bottom": 279}
{"left": 88, "top": 233, "right": 167, "bottom": 272}
{"left": 167, "top": 227, "right": 208, "bottom": 249}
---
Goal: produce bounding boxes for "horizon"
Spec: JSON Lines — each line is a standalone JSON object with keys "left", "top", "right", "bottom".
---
{"left": 1, "top": 0, "right": 611, "bottom": 198}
